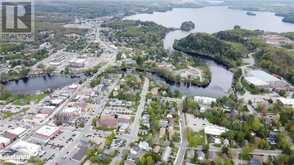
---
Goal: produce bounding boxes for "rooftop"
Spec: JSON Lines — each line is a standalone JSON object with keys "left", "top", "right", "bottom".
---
{"left": 35, "top": 125, "right": 60, "bottom": 137}
{"left": 278, "top": 97, "right": 294, "bottom": 108}
{"left": 7, "top": 127, "right": 27, "bottom": 136}
{"left": 204, "top": 125, "right": 228, "bottom": 136}
{"left": 244, "top": 76, "right": 269, "bottom": 86}
{"left": 247, "top": 69, "right": 281, "bottom": 83}
{"left": 10, "top": 141, "right": 41, "bottom": 156}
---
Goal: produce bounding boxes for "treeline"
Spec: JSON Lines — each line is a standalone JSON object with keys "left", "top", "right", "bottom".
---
{"left": 173, "top": 27, "right": 264, "bottom": 68}
{"left": 103, "top": 20, "right": 168, "bottom": 50}
{"left": 173, "top": 33, "right": 246, "bottom": 67}
{"left": 254, "top": 47, "right": 294, "bottom": 84}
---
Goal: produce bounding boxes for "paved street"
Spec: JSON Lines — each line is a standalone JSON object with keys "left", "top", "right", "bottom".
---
{"left": 174, "top": 98, "right": 187, "bottom": 165}
{"left": 110, "top": 77, "right": 149, "bottom": 165}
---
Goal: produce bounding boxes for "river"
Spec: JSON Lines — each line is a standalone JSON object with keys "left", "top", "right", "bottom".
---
{"left": 125, "top": 6, "right": 294, "bottom": 98}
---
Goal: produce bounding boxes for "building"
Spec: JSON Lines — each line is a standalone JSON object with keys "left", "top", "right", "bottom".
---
{"left": 60, "top": 107, "right": 81, "bottom": 117}
{"left": 4, "top": 127, "right": 27, "bottom": 141}
{"left": 196, "top": 150, "right": 205, "bottom": 161}
{"left": 10, "top": 141, "right": 41, "bottom": 157}
{"left": 35, "top": 125, "right": 61, "bottom": 139}
{"left": 32, "top": 113, "right": 48, "bottom": 124}
{"left": 0, "top": 136, "right": 10, "bottom": 149}
{"left": 70, "top": 58, "right": 86, "bottom": 68}
{"left": 138, "top": 141, "right": 150, "bottom": 151}
{"left": 162, "top": 146, "right": 172, "bottom": 162}
{"left": 194, "top": 96, "right": 217, "bottom": 106}
{"left": 39, "top": 42, "right": 52, "bottom": 50}
{"left": 244, "top": 77, "right": 269, "bottom": 88}
{"left": 245, "top": 69, "right": 288, "bottom": 89}
{"left": 277, "top": 97, "right": 294, "bottom": 108}
{"left": 50, "top": 98, "right": 65, "bottom": 106}
{"left": 96, "top": 115, "right": 118, "bottom": 129}
{"left": 204, "top": 125, "right": 228, "bottom": 136}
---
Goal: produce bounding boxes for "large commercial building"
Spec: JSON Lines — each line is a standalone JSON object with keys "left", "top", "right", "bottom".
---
{"left": 10, "top": 141, "right": 41, "bottom": 157}
{"left": 244, "top": 69, "right": 289, "bottom": 90}
{"left": 3, "top": 127, "right": 27, "bottom": 141}
{"left": 35, "top": 125, "right": 61, "bottom": 139}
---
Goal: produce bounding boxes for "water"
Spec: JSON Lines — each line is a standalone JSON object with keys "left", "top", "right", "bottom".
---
{"left": 152, "top": 60, "right": 233, "bottom": 97}
{"left": 126, "top": 6, "right": 294, "bottom": 33}
{"left": 123, "top": 5, "right": 294, "bottom": 97}
{"left": 3, "top": 75, "right": 85, "bottom": 95}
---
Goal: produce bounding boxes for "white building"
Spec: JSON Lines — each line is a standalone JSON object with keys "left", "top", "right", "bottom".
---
{"left": 39, "top": 42, "right": 52, "bottom": 50}
{"left": 10, "top": 141, "right": 41, "bottom": 157}
{"left": 244, "top": 76, "right": 269, "bottom": 87}
{"left": 35, "top": 125, "right": 61, "bottom": 139}
{"left": 194, "top": 96, "right": 217, "bottom": 105}
{"left": 69, "top": 58, "right": 86, "bottom": 68}
{"left": 245, "top": 69, "right": 288, "bottom": 89}
{"left": 162, "top": 146, "right": 172, "bottom": 162}
{"left": 204, "top": 125, "right": 228, "bottom": 136}
{"left": 32, "top": 113, "right": 48, "bottom": 124}
{"left": 277, "top": 97, "right": 294, "bottom": 108}
{"left": 0, "top": 136, "right": 10, "bottom": 149}
{"left": 7, "top": 127, "right": 27, "bottom": 137}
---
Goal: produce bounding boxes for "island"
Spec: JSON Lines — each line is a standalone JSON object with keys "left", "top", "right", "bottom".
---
{"left": 180, "top": 21, "right": 195, "bottom": 31}
{"left": 246, "top": 11, "right": 256, "bottom": 16}
{"left": 282, "top": 15, "right": 294, "bottom": 24}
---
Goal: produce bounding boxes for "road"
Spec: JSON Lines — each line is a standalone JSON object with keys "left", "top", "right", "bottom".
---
{"left": 1, "top": 20, "right": 118, "bottom": 156}
{"left": 174, "top": 98, "right": 187, "bottom": 165}
{"left": 49, "top": 78, "right": 120, "bottom": 165}
{"left": 188, "top": 145, "right": 282, "bottom": 157}
{"left": 110, "top": 78, "right": 149, "bottom": 165}
{"left": 127, "top": 78, "right": 149, "bottom": 144}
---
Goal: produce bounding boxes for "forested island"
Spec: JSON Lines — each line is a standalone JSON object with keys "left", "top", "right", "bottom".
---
{"left": 180, "top": 21, "right": 195, "bottom": 31}
{"left": 246, "top": 11, "right": 256, "bottom": 16}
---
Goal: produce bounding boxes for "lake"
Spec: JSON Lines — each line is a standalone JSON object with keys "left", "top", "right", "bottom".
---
{"left": 126, "top": 6, "right": 294, "bottom": 34}
{"left": 3, "top": 75, "right": 85, "bottom": 95}
{"left": 125, "top": 6, "right": 294, "bottom": 97}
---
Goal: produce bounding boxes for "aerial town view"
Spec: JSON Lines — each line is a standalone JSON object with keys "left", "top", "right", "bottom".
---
{"left": 1, "top": 0, "right": 294, "bottom": 165}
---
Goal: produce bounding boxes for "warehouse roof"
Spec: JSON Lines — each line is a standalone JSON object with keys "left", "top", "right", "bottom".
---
{"left": 247, "top": 70, "right": 280, "bottom": 83}
{"left": 244, "top": 76, "right": 269, "bottom": 86}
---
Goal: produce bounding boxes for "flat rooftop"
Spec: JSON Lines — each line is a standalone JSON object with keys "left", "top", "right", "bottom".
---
{"left": 247, "top": 70, "right": 281, "bottom": 83}
{"left": 35, "top": 125, "right": 60, "bottom": 137}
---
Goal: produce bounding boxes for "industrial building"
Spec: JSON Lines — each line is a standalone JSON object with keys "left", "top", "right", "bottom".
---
{"left": 245, "top": 69, "right": 288, "bottom": 90}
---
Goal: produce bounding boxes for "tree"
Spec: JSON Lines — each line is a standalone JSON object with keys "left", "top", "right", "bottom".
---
{"left": 183, "top": 96, "right": 199, "bottom": 113}
{"left": 240, "top": 145, "right": 253, "bottom": 160}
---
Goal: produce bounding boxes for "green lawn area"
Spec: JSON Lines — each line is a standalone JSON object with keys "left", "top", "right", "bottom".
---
{"left": 187, "top": 128, "right": 205, "bottom": 147}
{"left": 12, "top": 93, "right": 48, "bottom": 105}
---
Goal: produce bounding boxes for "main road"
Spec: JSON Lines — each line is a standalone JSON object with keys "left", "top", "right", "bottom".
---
{"left": 110, "top": 77, "right": 149, "bottom": 165}
{"left": 174, "top": 97, "right": 187, "bottom": 165}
